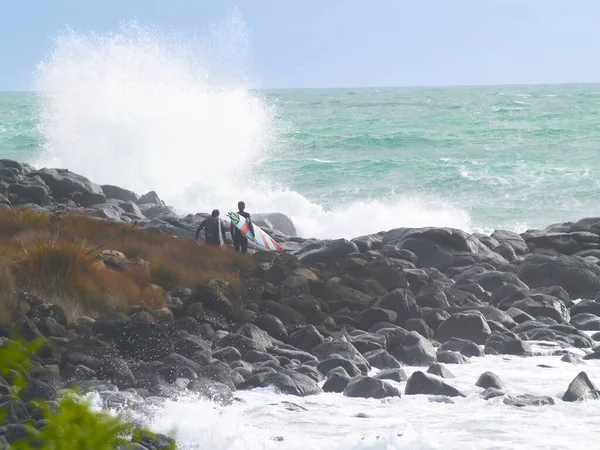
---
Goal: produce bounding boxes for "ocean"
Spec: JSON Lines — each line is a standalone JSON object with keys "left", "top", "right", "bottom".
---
{"left": 3, "top": 83, "right": 600, "bottom": 240}
{"left": 2, "top": 23, "right": 600, "bottom": 449}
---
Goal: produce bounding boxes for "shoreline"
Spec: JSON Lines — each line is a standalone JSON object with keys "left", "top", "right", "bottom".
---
{"left": 3, "top": 158, "right": 600, "bottom": 448}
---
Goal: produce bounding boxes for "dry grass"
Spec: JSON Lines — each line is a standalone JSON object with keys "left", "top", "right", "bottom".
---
{"left": 0, "top": 208, "right": 255, "bottom": 320}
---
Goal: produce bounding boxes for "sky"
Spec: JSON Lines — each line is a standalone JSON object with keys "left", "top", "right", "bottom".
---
{"left": 2, "top": 0, "right": 600, "bottom": 90}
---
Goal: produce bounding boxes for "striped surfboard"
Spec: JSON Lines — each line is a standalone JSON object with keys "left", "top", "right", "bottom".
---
{"left": 227, "top": 212, "right": 283, "bottom": 251}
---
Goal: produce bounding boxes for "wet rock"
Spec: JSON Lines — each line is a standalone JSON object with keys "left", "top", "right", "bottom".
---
{"left": 357, "top": 308, "right": 398, "bottom": 331}
{"left": 99, "top": 356, "right": 135, "bottom": 390}
{"left": 288, "top": 325, "right": 324, "bottom": 352}
{"left": 570, "top": 299, "right": 600, "bottom": 317}
{"left": 343, "top": 376, "right": 402, "bottom": 399}
{"left": 506, "top": 307, "right": 536, "bottom": 324}
{"left": 503, "top": 395, "right": 555, "bottom": 407}
{"left": 213, "top": 347, "right": 242, "bottom": 363}
{"left": 322, "top": 367, "right": 351, "bottom": 393}
{"left": 294, "top": 365, "right": 323, "bottom": 382}
{"left": 14, "top": 316, "right": 44, "bottom": 342}
{"left": 481, "top": 388, "right": 506, "bottom": 400}
{"left": 475, "top": 371, "right": 504, "bottom": 390}
{"left": 484, "top": 331, "right": 532, "bottom": 356}
{"left": 381, "top": 227, "right": 506, "bottom": 271}
{"left": 518, "top": 254, "right": 600, "bottom": 300}
{"left": 421, "top": 308, "right": 451, "bottom": 331}
{"left": 196, "top": 361, "right": 244, "bottom": 391}
{"left": 312, "top": 339, "right": 370, "bottom": 372}
{"left": 436, "top": 351, "right": 470, "bottom": 364}
{"left": 260, "top": 301, "right": 307, "bottom": 325}
{"left": 511, "top": 296, "right": 570, "bottom": 323}
{"left": 172, "top": 332, "right": 212, "bottom": 359}
{"left": 570, "top": 313, "right": 600, "bottom": 331}
{"left": 189, "top": 280, "right": 238, "bottom": 320}
{"left": 404, "top": 318, "right": 433, "bottom": 339}
{"left": 188, "top": 377, "right": 233, "bottom": 405}
{"left": 317, "top": 358, "right": 363, "bottom": 377}
{"left": 255, "top": 313, "right": 288, "bottom": 341}
{"left": 364, "top": 349, "right": 402, "bottom": 370}
{"left": 415, "top": 282, "right": 450, "bottom": 308}
{"left": 436, "top": 312, "right": 491, "bottom": 345}
{"left": 117, "top": 323, "right": 173, "bottom": 361}
{"left": 213, "top": 333, "right": 267, "bottom": 359}
{"left": 19, "top": 379, "right": 56, "bottom": 402}
{"left": 562, "top": 371, "right": 600, "bottom": 402}
{"left": 389, "top": 331, "right": 437, "bottom": 366}
{"left": 561, "top": 354, "right": 584, "bottom": 365}
{"left": 427, "top": 363, "right": 454, "bottom": 379}
{"left": 373, "top": 289, "right": 418, "bottom": 323}
{"left": 269, "top": 345, "right": 318, "bottom": 363}
{"left": 240, "top": 370, "right": 322, "bottom": 396}
{"left": 299, "top": 239, "right": 359, "bottom": 265}
{"left": 405, "top": 371, "right": 465, "bottom": 397}
{"left": 374, "top": 368, "right": 407, "bottom": 383}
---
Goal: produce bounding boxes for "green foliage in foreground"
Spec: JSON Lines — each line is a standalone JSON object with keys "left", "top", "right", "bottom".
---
{"left": 0, "top": 338, "right": 176, "bottom": 450}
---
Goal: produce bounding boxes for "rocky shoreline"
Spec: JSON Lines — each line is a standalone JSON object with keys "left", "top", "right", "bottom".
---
{"left": 3, "top": 158, "right": 600, "bottom": 447}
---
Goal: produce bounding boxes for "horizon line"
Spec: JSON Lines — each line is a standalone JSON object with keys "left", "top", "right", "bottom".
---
{"left": 2, "top": 80, "right": 600, "bottom": 93}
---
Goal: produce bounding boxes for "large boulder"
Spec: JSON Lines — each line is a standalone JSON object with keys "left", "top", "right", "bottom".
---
{"left": 570, "top": 313, "right": 600, "bottom": 331}
{"left": 523, "top": 230, "right": 599, "bottom": 255}
{"left": 189, "top": 280, "right": 239, "bottom": 320}
{"left": 435, "top": 312, "right": 491, "bottom": 345}
{"left": 188, "top": 377, "right": 233, "bottom": 405}
{"left": 381, "top": 227, "right": 506, "bottom": 271}
{"left": 253, "top": 213, "right": 297, "bottom": 237}
{"left": 562, "top": 371, "right": 600, "bottom": 402}
{"left": 404, "top": 371, "right": 465, "bottom": 397}
{"left": 322, "top": 367, "right": 351, "bottom": 393}
{"left": 29, "top": 168, "right": 105, "bottom": 205}
{"left": 511, "top": 296, "right": 570, "bottom": 323}
{"left": 438, "top": 337, "right": 484, "bottom": 357}
{"left": 491, "top": 230, "right": 529, "bottom": 255}
{"left": 299, "top": 239, "right": 359, "bottom": 265}
{"left": 288, "top": 325, "right": 325, "bottom": 352}
{"left": 475, "top": 371, "right": 504, "bottom": 390}
{"left": 484, "top": 332, "right": 531, "bottom": 356}
{"left": 364, "top": 349, "right": 402, "bottom": 370}
{"left": 312, "top": 340, "right": 371, "bottom": 372}
{"left": 343, "top": 376, "right": 402, "bottom": 399}
{"left": 240, "top": 370, "right": 321, "bottom": 396}
{"left": 518, "top": 255, "right": 600, "bottom": 300}
{"left": 389, "top": 331, "right": 437, "bottom": 366}
{"left": 116, "top": 323, "right": 173, "bottom": 361}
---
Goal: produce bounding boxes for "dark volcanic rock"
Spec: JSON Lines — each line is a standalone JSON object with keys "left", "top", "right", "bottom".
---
{"left": 404, "top": 371, "right": 465, "bottom": 397}
{"left": 322, "top": 367, "right": 351, "bottom": 393}
{"left": 570, "top": 299, "right": 600, "bottom": 317}
{"left": 357, "top": 308, "right": 398, "bottom": 331}
{"left": 299, "top": 239, "right": 359, "bottom": 265}
{"left": 484, "top": 331, "right": 531, "bottom": 356}
{"left": 427, "top": 363, "right": 454, "bottom": 379}
{"left": 503, "top": 395, "right": 554, "bottom": 407}
{"left": 562, "top": 371, "right": 600, "bottom": 402}
{"left": 381, "top": 227, "right": 506, "bottom": 271}
{"left": 30, "top": 168, "right": 105, "bottom": 206}
{"left": 511, "top": 296, "right": 570, "bottom": 323}
{"left": 570, "top": 313, "right": 600, "bottom": 331}
{"left": 374, "top": 368, "right": 407, "bottom": 383}
{"left": 491, "top": 230, "right": 529, "bottom": 255}
{"left": 99, "top": 356, "right": 135, "bottom": 389}
{"left": 436, "top": 312, "right": 491, "bottom": 345}
{"left": 475, "top": 371, "right": 504, "bottom": 390}
{"left": 241, "top": 370, "right": 321, "bottom": 396}
{"left": 343, "top": 376, "right": 402, "bottom": 399}
{"left": 317, "top": 358, "right": 363, "bottom": 377}
{"left": 561, "top": 354, "right": 584, "bottom": 365}
{"left": 288, "top": 325, "right": 324, "bottom": 352}
{"left": 196, "top": 361, "right": 243, "bottom": 391}
{"left": 436, "top": 351, "right": 470, "bottom": 364}
{"left": 312, "top": 339, "right": 370, "bottom": 372}
{"left": 389, "top": 331, "right": 437, "bottom": 366}
{"left": 189, "top": 280, "right": 238, "bottom": 320}
{"left": 518, "top": 254, "right": 600, "bottom": 300}
{"left": 364, "top": 349, "right": 402, "bottom": 370}
{"left": 373, "top": 289, "right": 418, "bottom": 323}
{"left": 116, "top": 323, "right": 173, "bottom": 361}
{"left": 19, "top": 379, "right": 56, "bottom": 402}
{"left": 255, "top": 314, "right": 289, "bottom": 341}
{"left": 188, "top": 377, "right": 233, "bottom": 405}
{"left": 260, "top": 301, "right": 307, "bottom": 325}
{"left": 415, "top": 282, "right": 450, "bottom": 308}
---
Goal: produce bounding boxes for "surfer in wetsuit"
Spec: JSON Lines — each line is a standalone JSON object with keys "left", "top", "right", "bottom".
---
{"left": 195, "top": 209, "right": 229, "bottom": 247}
{"left": 231, "top": 201, "right": 255, "bottom": 254}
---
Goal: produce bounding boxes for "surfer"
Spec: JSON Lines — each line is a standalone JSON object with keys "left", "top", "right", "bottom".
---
{"left": 195, "top": 209, "right": 229, "bottom": 247}
{"left": 231, "top": 201, "right": 255, "bottom": 254}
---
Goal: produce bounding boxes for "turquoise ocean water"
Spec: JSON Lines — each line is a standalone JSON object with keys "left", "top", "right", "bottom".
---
{"left": 1, "top": 84, "right": 600, "bottom": 239}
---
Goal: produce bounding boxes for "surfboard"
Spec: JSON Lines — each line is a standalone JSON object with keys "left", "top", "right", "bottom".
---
{"left": 227, "top": 212, "right": 283, "bottom": 251}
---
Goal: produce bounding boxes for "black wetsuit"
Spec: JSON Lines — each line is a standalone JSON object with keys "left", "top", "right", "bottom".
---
{"left": 231, "top": 210, "right": 254, "bottom": 254}
{"left": 195, "top": 217, "right": 227, "bottom": 247}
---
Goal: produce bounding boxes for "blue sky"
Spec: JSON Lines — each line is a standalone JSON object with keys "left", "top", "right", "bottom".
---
{"left": 2, "top": 0, "right": 600, "bottom": 90}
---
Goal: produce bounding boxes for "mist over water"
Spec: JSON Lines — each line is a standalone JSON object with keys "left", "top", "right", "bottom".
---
{"left": 32, "top": 17, "right": 474, "bottom": 239}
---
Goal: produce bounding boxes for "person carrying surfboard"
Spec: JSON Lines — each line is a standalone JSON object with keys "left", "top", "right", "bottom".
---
{"left": 231, "top": 201, "right": 255, "bottom": 254}
{"left": 195, "top": 209, "right": 229, "bottom": 248}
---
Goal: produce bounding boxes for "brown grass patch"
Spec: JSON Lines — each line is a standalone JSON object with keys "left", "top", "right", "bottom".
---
{"left": 0, "top": 208, "right": 255, "bottom": 319}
